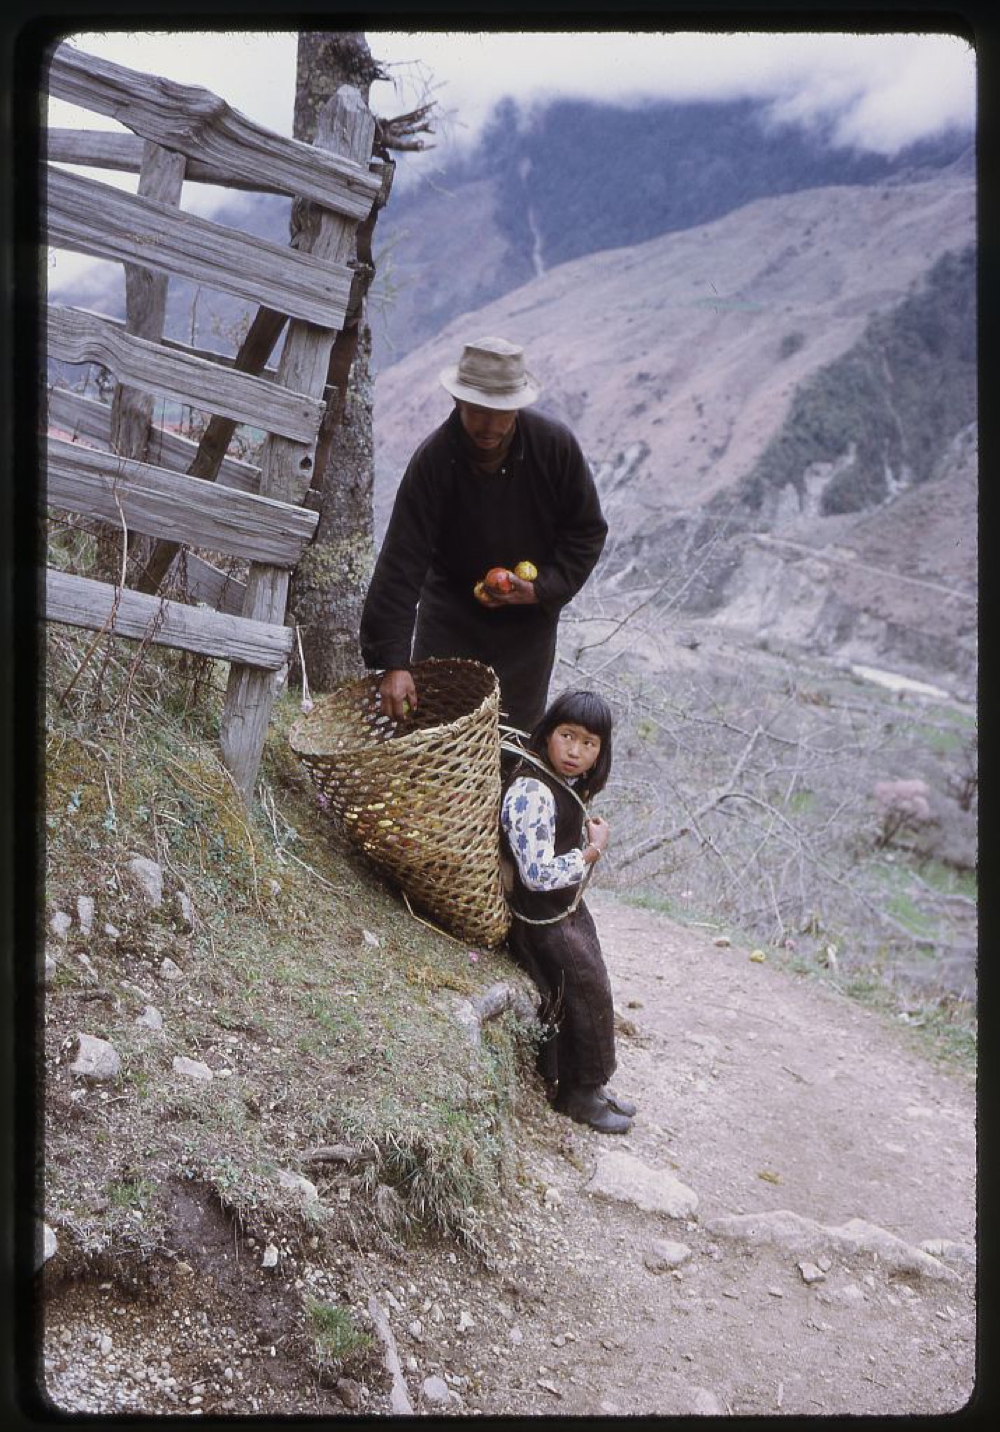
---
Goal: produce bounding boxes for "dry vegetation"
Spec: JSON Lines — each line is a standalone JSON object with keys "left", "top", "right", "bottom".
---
{"left": 555, "top": 585, "right": 977, "bottom": 1058}
{"left": 42, "top": 615, "right": 545, "bottom": 1392}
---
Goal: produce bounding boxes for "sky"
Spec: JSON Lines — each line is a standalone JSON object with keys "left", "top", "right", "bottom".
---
{"left": 44, "top": 27, "right": 976, "bottom": 289}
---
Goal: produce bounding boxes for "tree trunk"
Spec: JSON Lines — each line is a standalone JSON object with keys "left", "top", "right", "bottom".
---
{"left": 289, "top": 31, "right": 385, "bottom": 692}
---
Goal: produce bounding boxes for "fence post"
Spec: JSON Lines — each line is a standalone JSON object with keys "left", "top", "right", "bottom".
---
{"left": 97, "top": 141, "right": 186, "bottom": 579}
{"left": 112, "top": 141, "right": 187, "bottom": 460}
{"left": 219, "top": 85, "right": 376, "bottom": 800}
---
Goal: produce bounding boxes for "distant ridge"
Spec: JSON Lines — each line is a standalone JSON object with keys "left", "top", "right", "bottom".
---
{"left": 368, "top": 94, "right": 973, "bottom": 365}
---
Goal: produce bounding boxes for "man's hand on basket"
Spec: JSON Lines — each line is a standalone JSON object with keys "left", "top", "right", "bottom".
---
{"left": 379, "top": 669, "right": 417, "bottom": 721}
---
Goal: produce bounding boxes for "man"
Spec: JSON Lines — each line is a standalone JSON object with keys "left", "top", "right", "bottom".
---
{"left": 360, "top": 336, "right": 607, "bottom": 732}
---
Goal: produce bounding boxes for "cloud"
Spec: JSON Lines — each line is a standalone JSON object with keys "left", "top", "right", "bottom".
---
{"left": 44, "top": 26, "right": 974, "bottom": 289}
{"left": 734, "top": 33, "right": 976, "bottom": 152}
{"left": 368, "top": 29, "right": 975, "bottom": 157}
{"left": 50, "top": 28, "right": 975, "bottom": 160}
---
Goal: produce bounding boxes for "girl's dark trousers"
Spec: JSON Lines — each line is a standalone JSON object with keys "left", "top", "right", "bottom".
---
{"left": 507, "top": 900, "right": 616, "bottom": 1091}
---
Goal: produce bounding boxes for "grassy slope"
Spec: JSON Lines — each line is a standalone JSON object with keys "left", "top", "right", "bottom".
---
{"left": 42, "top": 632, "right": 541, "bottom": 1295}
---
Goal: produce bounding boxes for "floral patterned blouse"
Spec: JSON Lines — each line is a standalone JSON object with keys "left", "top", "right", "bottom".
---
{"left": 501, "top": 776, "right": 587, "bottom": 892}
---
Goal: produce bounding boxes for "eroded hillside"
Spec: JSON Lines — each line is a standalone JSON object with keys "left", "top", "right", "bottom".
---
{"left": 373, "top": 168, "right": 976, "bottom": 694}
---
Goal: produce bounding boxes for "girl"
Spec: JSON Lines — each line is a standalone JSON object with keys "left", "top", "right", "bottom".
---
{"left": 500, "top": 690, "right": 636, "bottom": 1134}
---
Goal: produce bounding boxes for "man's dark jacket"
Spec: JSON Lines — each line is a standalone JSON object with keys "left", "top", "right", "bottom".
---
{"left": 360, "top": 407, "right": 607, "bottom": 731}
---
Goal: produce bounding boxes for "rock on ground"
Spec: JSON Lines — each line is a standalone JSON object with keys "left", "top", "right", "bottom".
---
{"left": 586, "top": 1149, "right": 698, "bottom": 1219}
{"left": 69, "top": 1034, "right": 120, "bottom": 1083}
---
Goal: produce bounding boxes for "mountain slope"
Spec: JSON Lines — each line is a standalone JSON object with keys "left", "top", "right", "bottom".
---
{"left": 372, "top": 167, "right": 975, "bottom": 693}
{"left": 374, "top": 168, "right": 974, "bottom": 520}
{"left": 370, "top": 94, "right": 972, "bottom": 363}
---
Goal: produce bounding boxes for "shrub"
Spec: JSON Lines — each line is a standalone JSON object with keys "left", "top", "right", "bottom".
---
{"left": 778, "top": 331, "right": 805, "bottom": 360}
{"left": 872, "top": 779, "right": 932, "bottom": 848}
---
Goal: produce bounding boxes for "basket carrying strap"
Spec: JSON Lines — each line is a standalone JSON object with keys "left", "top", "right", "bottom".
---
{"left": 499, "top": 736, "right": 596, "bottom": 927}
{"left": 295, "top": 624, "right": 314, "bottom": 714}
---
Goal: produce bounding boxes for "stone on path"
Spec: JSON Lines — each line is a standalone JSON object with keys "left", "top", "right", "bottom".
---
{"left": 172, "top": 1055, "right": 213, "bottom": 1082}
{"left": 335, "top": 1377, "right": 361, "bottom": 1409}
{"left": 441, "top": 994, "right": 481, "bottom": 1046}
{"left": 40, "top": 1222, "right": 58, "bottom": 1268}
{"left": 174, "top": 890, "right": 196, "bottom": 932}
{"left": 76, "top": 950, "right": 98, "bottom": 982}
{"left": 834, "top": 1217, "right": 961, "bottom": 1280}
{"left": 276, "top": 1169, "right": 320, "bottom": 1203}
{"left": 643, "top": 1238, "right": 692, "bottom": 1272}
{"left": 421, "top": 1375, "right": 452, "bottom": 1406}
{"left": 828, "top": 1282, "right": 865, "bottom": 1304}
{"left": 706, "top": 1208, "right": 959, "bottom": 1281}
{"left": 586, "top": 1150, "right": 698, "bottom": 1219}
{"left": 920, "top": 1238, "right": 975, "bottom": 1268}
{"left": 686, "top": 1387, "right": 725, "bottom": 1415}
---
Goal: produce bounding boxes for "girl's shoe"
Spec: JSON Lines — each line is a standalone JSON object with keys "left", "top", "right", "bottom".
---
{"left": 598, "top": 1086, "right": 637, "bottom": 1118}
{"left": 555, "top": 1086, "right": 632, "bottom": 1134}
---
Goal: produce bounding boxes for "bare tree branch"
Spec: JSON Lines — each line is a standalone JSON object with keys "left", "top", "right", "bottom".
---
{"left": 616, "top": 726, "right": 763, "bottom": 871}
{"left": 376, "top": 101, "right": 437, "bottom": 153}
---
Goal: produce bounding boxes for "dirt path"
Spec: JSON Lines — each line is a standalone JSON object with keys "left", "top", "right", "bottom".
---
{"left": 40, "top": 898, "right": 977, "bottom": 1417}
{"left": 464, "top": 896, "right": 978, "bottom": 1417}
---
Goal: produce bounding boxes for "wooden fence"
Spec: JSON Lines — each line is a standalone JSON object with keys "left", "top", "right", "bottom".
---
{"left": 44, "top": 42, "right": 382, "bottom": 796}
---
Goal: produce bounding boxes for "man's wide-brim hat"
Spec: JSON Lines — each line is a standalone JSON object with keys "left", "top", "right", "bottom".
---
{"left": 440, "top": 336, "right": 542, "bottom": 410}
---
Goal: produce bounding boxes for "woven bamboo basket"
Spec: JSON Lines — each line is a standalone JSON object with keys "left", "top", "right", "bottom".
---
{"left": 289, "top": 658, "right": 511, "bottom": 947}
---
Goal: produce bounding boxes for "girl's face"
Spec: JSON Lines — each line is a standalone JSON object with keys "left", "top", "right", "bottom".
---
{"left": 546, "top": 722, "right": 602, "bottom": 780}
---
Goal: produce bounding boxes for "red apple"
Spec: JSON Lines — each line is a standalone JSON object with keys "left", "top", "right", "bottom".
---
{"left": 484, "top": 566, "right": 515, "bottom": 595}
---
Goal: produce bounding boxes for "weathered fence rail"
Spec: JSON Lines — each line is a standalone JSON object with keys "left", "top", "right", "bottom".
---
{"left": 46, "top": 570, "right": 292, "bottom": 670}
{"left": 44, "top": 41, "right": 379, "bottom": 796}
{"left": 47, "top": 44, "right": 380, "bottom": 216}
{"left": 46, "top": 439, "right": 318, "bottom": 566}
{"left": 47, "top": 127, "right": 302, "bottom": 194}
{"left": 48, "top": 305, "right": 326, "bottom": 442}
{"left": 47, "top": 167, "right": 356, "bottom": 330}
{"left": 47, "top": 387, "right": 261, "bottom": 493}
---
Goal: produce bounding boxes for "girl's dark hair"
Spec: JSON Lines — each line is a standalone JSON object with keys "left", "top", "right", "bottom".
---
{"left": 528, "top": 689, "right": 614, "bottom": 799}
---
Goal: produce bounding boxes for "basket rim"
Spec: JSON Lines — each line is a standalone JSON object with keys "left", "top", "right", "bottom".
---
{"left": 289, "top": 657, "right": 500, "bottom": 760}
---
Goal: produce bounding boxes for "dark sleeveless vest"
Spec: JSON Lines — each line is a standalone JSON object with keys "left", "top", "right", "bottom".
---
{"left": 502, "top": 762, "right": 588, "bottom": 924}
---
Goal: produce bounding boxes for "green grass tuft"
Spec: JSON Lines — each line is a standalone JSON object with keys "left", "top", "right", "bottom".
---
{"left": 305, "top": 1298, "right": 373, "bottom": 1369}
